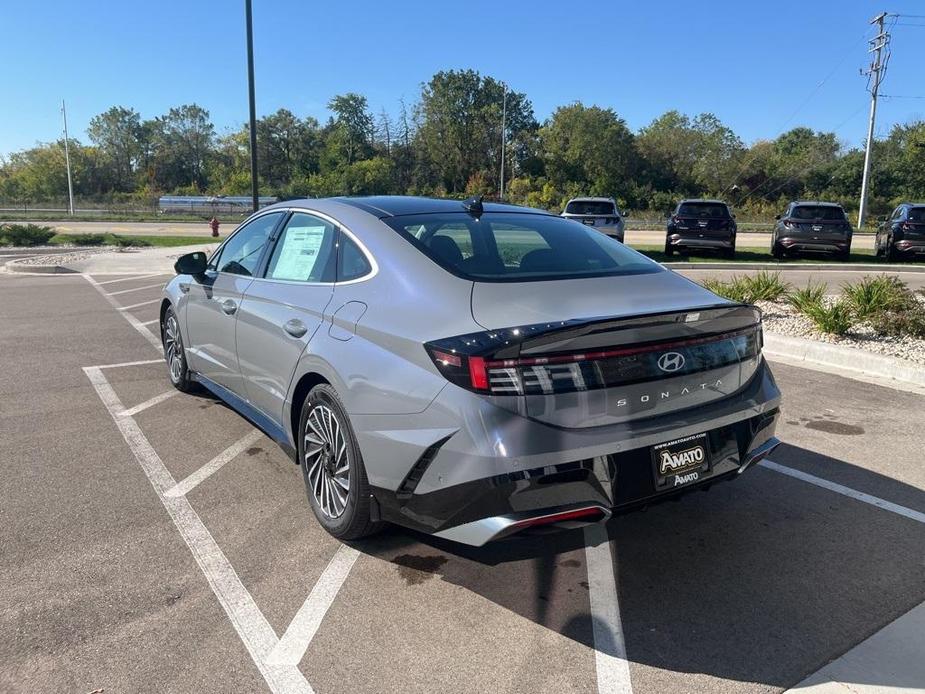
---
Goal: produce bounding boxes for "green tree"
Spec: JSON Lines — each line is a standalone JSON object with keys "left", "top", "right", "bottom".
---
{"left": 87, "top": 106, "right": 142, "bottom": 192}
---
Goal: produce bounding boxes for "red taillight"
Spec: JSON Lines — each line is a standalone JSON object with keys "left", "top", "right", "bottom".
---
{"left": 469, "top": 356, "right": 489, "bottom": 391}
{"left": 783, "top": 218, "right": 799, "bottom": 229}
{"left": 902, "top": 222, "right": 914, "bottom": 231}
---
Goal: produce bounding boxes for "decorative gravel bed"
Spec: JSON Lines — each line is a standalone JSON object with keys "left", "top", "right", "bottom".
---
{"left": 11, "top": 247, "right": 112, "bottom": 266}
{"left": 757, "top": 298, "right": 925, "bottom": 366}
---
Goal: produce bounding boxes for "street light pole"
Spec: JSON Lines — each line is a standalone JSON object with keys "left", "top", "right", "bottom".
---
{"left": 61, "top": 100, "right": 75, "bottom": 216}
{"left": 245, "top": 0, "right": 259, "bottom": 213}
{"left": 499, "top": 83, "right": 507, "bottom": 201}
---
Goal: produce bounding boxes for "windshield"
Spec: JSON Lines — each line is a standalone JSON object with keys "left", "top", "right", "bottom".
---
{"left": 565, "top": 200, "right": 617, "bottom": 216}
{"left": 908, "top": 207, "right": 925, "bottom": 223}
{"left": 791, "top": 205, "right": 846, "bottom": 221}
{"left": 677, "top": 202, "right": 730, "bottom": 218}
{"left": 383, "top": 212, "right": 662, "bottom": 282}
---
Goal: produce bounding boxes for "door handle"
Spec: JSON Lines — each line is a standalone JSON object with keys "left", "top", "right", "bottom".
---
{"left": 220, "top": 299, "right": 238, "bottom": 315}
{"left": 283, "top": 318, "right": 308, "bottom": 338}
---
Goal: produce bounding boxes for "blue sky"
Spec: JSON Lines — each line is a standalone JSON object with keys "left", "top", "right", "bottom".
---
{"left": 2, "top": 1, "right": 923, "bottom": 156}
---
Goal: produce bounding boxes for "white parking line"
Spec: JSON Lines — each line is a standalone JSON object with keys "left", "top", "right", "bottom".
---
{"left": 93, "top": 358, "right": 164, "bottom": 370}
{"left": 96, "top": 273, "right": 166, "bottom": 285}
{"left": 118, "top": 298, "right": 160, "bottom": 311}
{"left": 266, "top": 545, "right": 361, "bottom": 665}
{"left": 83, "top": 274, "right": 161, "bottom": 350}
{"left": 107, "top": 282, "right": 166, "bottom": 296}
{"left": 761, "top": 460, "right": 925, "bottom": 524}
{"left": 84, "top": 365, "right": 313, "bottom": 694}
{"left": 165, "top": 429, "right": 264, "bottom": 498}
{"left": 118, "top": 389, "right": 179, "bottom": 418}
{"left": 139, "top": 319, "right": 160, "bottom": 326}
{"left": 584, "top": 524, "right": 634, "bottom": 694}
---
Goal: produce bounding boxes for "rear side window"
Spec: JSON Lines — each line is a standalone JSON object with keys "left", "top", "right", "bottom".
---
{"left": 565, "top": 200, "right": 617, "bottom": 216}
{"left": 337, "top": 234, "right": 373, "bottom": 282}
{"left": 383, "top": 212, "right": 660, "bottom": 282}
{"left": 677, "top": 203, "right": 730, "bottom": 218}
{"left": 211, "top": 212, "right": 283, "bottom": 276}
{"left": 791, "top": 206, "right": 846, "bottom": 221}
{"left": 908, "top": 207, "right": 925, "bottom": 223}
{"left": 265, "top": 212, "right": 337, "bottom": 282}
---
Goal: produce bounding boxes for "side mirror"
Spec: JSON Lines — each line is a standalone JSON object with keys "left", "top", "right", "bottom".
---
{"left": 174, "top": 251, "right": 208, "bottom": 275}
{"left": 732, "top": 213, "right": 737, "bottom": 219}
{"left": 665, "top": 211, "right": 672, "bottom": 219}
{"left": 774, "top": 214, "right": 781, "bottom": 220}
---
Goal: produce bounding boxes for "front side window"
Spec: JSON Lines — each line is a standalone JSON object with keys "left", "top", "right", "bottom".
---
{"left": 383, "top": 212, "right": 661, "bottom": 282}
{"left": 265, "top": 212, "right": 337, "bottom": 282}
{"left": 211, "top": 212, "right": 282, "bottom": 276}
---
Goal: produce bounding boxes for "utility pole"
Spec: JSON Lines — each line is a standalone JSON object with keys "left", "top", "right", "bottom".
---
{"left": 245, "top": 0, "right": 259, "bottom": 212}
{"left": 499, "top": 83, "right": 507, "bottom": 200}
{"left": 858, "top": 12, "right": 889, "bottom": 229}
{"left": 61, "top": 100, "right": 75, "bottom": 216}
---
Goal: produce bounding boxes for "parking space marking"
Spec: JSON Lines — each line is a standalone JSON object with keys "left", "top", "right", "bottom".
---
{"left": 106, "top": 282, "right": 167, "bottom": 296}
{"left": 584, "top": 524, "right": 634, "bottom": 694}
{"left": 95, "top": 358, "right": 164, "bottom": 370}
{"left": 266, "top": 545, "right": 361, "bottom": 666}
{"left": 118, "top": 298, "right": 161, "bottom": 311}
{"left": 118, "top": 389, "right": 180, "bottom": 418}
{"left": 84, "top": 364, "right": 314, "bottom": 694}
{"left": 165, "top": 429, "right": 264, "bottom": 498}
{"left": 139, "top": 319, "right": 159, "bottom": 326}
{"left": 762, "top": 460, "right": 925, "bottom": 524}
{"left": 83, "top": 274, "right": 162, "bottom": 350}
{"left": 95, "top": 273, "right": 167, "bottom": 285}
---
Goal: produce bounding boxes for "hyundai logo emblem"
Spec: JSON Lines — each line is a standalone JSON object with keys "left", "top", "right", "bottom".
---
{"left": 657, "top": 352, "right": 685, "bottom": 373}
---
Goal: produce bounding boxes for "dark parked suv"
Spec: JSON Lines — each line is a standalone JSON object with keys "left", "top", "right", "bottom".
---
{"left": 876, "top": 202, "right": 925, "bottom": 261}
{"left": 772, "top": 202, "right": 852, "bottom": 260}
{"left": 665, "top": 199, "right": 737, "bottom": 258}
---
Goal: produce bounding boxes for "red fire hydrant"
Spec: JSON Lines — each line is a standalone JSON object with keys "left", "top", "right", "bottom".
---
{"left": 209, "top": 216, "right": 220, "bottom": 238}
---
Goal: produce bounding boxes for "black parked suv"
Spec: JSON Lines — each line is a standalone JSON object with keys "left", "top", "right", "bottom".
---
{"left": 876, "top": 202, "right": 925, "bottom": 261}
{"left": 771, "top": 202, "right": 852, "bottom": 260}
{"left": 665, "top": 199, "right": 737, "bottom": 258}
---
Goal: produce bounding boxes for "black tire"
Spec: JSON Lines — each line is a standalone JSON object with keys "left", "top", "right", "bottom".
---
{"left": 836, "top": 249, "right": 851, "bottom": 262}
{"left": 885, "top": 240, "right": 896, "bottom": 262}
{"left": 298, "top": 384, "right": 378, "bottom": 541}
{"left": 771, "top": 243, "right": 785, "bottom": 260}
{"left": 722, "top": 242, "right": 736, "bottom": 260}
{"left": 162, "top": 306, "right": 194, "bottom": 392}
{"left": 663, "top": 242, "right": 674, "bottom": 256}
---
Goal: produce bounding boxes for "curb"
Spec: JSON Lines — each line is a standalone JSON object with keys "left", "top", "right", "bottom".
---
{"left": 763, "top": 333, "right": 925, "bottom": 389}
{"left": 4, "top": 260, "right": 77, "bottom": 274}
{"left": 666, "top": 262, "right": 925, "bottom": 272}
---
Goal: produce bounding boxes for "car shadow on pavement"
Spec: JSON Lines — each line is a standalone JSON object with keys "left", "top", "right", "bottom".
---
{"left": 353, "top": 443, "right": 925, "bottom": 690}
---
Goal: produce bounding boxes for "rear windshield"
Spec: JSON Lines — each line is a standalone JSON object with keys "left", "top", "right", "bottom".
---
{"left": 677, "top": 202, "right": 730, "bottom": 218}
{"left": 383, "top": 212, "right": 661, "bottom": 282}
{"left": 791, "top": 205, "right": 846, "bottom": 221}
{"left": 565, "top": 200, "right": 617, "bottom": 216}
{"left": 908, "top": 207, "right": 925, "bottom": 223}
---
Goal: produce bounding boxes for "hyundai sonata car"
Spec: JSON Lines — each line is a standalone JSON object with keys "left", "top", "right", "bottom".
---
{"left": 772, "top": 201, "right": 853, "bottom": 260}
{"left": 561, "top": 197, "right": 626, "bottom": 242}
{"left": 665, "top": 199, "right": 737, "bottom": 258}
{"left": 161, "top": 196, "right": 781, "bottom": 546}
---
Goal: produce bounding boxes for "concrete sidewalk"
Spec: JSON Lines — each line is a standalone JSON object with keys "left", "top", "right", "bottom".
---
{"left": 64, "top": 243, "right": 219, "bottom": 274}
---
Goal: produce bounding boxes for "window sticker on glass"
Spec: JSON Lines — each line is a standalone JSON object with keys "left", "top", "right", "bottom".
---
{"left": 272, "top": 225, "right": 327, "bottom": 280}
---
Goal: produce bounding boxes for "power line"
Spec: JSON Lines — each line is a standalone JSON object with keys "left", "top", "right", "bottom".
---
{"left": 880, "top": 93, "right": 925, "bottom": 99}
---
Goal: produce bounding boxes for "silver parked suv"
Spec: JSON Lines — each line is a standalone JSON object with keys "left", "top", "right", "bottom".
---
{"left": 162, "top": 196, "right": 781, "bottom": 546}
{"left": 561, "top": 197, "right": 626, "bottom": 242}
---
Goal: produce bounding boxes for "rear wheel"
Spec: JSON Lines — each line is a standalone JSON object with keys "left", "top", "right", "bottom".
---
{"left": 298, "top": 384, "right": 378, "bottom": 540}
{"left": 722, "top": 241, "right": 736, "bottom": 259}
{"left": 162, "top": 306, "right": 194, "bottom": 392}
{"left": 663, "top": 241, "right": 674, "bottom": 257}
{"left": 771, "top": 243, "right": 785, "bottom": 260}
{"left": 884, "top": 240, "right": 896, "bottom": 262}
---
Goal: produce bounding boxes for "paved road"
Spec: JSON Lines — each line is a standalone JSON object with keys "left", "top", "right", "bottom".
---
{"left": 14, "top": 220, "right": 879, "bottom": 251}
{"left": 1, "top": 271, "right": 924, "bottom": 693}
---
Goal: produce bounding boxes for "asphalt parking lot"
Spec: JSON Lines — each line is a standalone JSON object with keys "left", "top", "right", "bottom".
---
{"left": 1, "top": 270, "right": 924, "bottom": 694}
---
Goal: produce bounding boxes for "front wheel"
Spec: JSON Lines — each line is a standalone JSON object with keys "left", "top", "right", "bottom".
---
{"left": 162, "top": 306, "right": 194, "bottom": 392}
{"left": 299, "top": 384, "right": 378, "bottom": 541}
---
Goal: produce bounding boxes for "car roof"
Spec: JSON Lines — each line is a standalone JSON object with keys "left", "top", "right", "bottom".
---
{"left": 678, "top": 199, "right": 728, "bottom": 205}
{"left": 566, "top": 196, "right": 615, "bottom": 203}
{"left": 265, "top": 195, "right": 551, "bottom": 219}
{"left": 790, "top": 201, "right": 844, "bottom": 207}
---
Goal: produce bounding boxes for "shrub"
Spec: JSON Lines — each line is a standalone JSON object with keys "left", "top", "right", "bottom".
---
{"left": 701, "top": 271, "right": 790, "bottom": 304}
{"left": 0, "top": 223, "right": 57, "bottom": 247}
{"left": 787, "top": 281, "right": 828, "bottom": 313}
{"left": 841, "top": 275, "right": 912, "bottom": 320}
{"left": 869, "top": 307, "right": 925, "bottom": 338}
{"left": 69, "top": 233, "right": 107, "bottom": 246}
{"left": 803, "top": 300, "right": 854, "bottom": 336}
{"left": 112, "top": 235, "right": 152, "bottom": 249}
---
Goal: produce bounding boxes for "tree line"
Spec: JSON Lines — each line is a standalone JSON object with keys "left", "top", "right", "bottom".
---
{"left": 1, "top": 69, "right": 923, "bottom": 218}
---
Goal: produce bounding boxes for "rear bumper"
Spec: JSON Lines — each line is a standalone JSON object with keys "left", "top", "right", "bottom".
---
{"left": 894, "top": 240, "right": 925, "bottom": 255}
{"left": 368, "top": 358, "right": 781, "bottom": 545}
{"left": 778, "top": 237, "right": 850, "bottom": 253}
{"left": 668, "top": 234, "right": 734, "bottom": 249}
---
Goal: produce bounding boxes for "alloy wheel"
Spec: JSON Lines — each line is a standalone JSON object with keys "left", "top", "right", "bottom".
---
{"left": 304, "top": 404, "right": 350, "bottom": 519}
{"left": 164, "top": 313, "right": 184, "bottom": 383}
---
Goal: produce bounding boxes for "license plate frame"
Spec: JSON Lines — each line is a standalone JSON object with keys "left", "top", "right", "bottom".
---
{"left": 651, "top": 432, "right": 711, "bottom": 490}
